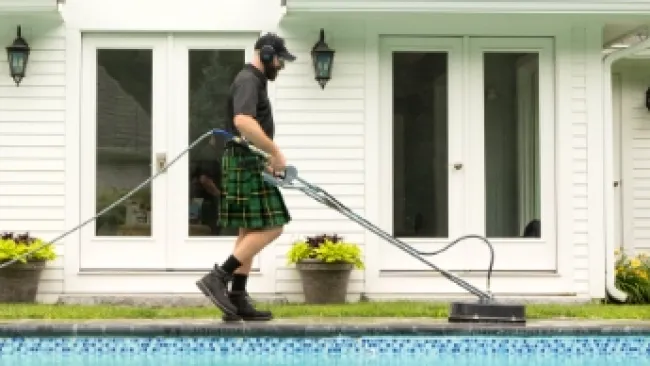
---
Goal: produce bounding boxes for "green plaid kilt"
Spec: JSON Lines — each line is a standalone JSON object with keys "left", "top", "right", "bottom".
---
{"left": 218, "top": 145, "right": 291, "bottom": 229}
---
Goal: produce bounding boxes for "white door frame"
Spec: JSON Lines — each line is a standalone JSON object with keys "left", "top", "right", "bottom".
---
{"left": 366, "top": 35, "right": 559, "bottom": 295}
{"left": 79, "top": 34, "right": 169, "bottom": 270}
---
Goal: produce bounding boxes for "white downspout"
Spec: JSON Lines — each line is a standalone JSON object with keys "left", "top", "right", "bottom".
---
{"left": 602, "top": 38, "right": 650, "bottom": 302}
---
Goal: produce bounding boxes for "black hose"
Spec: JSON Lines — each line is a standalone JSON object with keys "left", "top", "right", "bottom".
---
{"left": 296, "top": 179, "right": 494, "bottom": 300}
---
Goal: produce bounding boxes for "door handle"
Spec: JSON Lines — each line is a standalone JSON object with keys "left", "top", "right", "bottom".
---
{"left": 453, "top": 163, "right": 463, "bottom": 170}
{"left": 156, "top": 152, "right": 168, "bottom": 173}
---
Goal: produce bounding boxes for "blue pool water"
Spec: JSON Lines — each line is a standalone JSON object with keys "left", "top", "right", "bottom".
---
{"left": 1, "top": 335, "right": 650, "bottom": 366}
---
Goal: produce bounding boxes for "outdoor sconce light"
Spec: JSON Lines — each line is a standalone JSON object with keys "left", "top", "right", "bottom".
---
{"left": 311, "top": 28, "right": 335, "bottom": 89}
{"left": 6, "top": 26, "right": 31, "bottom": 87}
{"left": 646, "top": 87, "right": 650, "bottom": 111}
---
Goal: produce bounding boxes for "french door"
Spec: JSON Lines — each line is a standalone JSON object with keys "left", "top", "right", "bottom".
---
{"left": 79, "top": 33, "right": 263, "bottom": 272}
{"left": 378, "top": 36, "right": 556, "bottom": 272}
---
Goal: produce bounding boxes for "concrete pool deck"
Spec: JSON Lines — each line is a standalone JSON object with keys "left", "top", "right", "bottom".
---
{"left": 1, "top": 318, "right": 650, "bottom": 336}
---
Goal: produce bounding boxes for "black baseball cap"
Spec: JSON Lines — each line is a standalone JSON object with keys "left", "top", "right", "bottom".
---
{"left": 254, "top": 33, "right": 296, "bottom": 62}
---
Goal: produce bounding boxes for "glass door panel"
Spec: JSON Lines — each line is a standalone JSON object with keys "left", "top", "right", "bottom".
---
{"left": 378, "top": 37, "right": 465, "bottom": 271}
{"left": 465, "top": 37, "right": 556, "bottom": 271}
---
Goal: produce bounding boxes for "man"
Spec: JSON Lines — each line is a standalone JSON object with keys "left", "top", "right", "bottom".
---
{"left": 195, "top": 33, "right": 296, "bottom": 322}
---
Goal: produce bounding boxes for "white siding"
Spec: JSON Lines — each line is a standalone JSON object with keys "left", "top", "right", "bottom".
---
{"left": 570, "top": 26, "right": 591, "bottom": 295}
{"left": 272, "top": 27, "right": 367, "bottom": 300}
{"left": 614, "top": 59, "right": 650, "bottom": 256}
{"left": 0, "top": 20, "right": 66, "bottom": 303}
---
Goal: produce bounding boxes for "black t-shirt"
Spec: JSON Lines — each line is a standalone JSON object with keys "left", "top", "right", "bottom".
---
{"left": 226, "top": 64, "right": 274, "bottom": 139}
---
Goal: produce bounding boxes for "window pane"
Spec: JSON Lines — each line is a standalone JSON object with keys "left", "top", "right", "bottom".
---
{"left": 392, "top": 52, "right": 448, "bottom": 238}
{"left": 95, "top": 49, "right": 153, "bottom": 237}
{"left": 483, "top": 52, "right": 541, "bottom": 238}
{"left": 188, "top": 50, "right": 244, "bottom": 237}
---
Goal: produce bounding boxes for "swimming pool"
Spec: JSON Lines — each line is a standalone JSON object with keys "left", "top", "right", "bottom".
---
{"left": 1, "top": 335, "right": 649, "bottom": 366}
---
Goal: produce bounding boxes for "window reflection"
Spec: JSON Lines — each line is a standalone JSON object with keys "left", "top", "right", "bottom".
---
{"left": 392, "top": 52, "right": 449, "bottom": 238}
{"left": 95, "top": 49, "right": 153, "bottom": 237}
{"left": 187, "top": 50, "right": 243, "bottom": 237}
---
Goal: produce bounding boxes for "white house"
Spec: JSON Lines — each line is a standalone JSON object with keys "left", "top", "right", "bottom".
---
{"left": 2, "top": 0, "right": 650, "bottom": 304}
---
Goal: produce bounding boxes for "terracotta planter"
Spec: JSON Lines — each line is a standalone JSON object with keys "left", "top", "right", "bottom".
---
{"left": 0, "top": 260, "right": 46, "bottom": 303}
{"left": 296, "top": 259, "right": 353, "bottom": 304}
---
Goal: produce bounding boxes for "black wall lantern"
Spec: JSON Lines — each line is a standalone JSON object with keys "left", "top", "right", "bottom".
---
{"left": 6, "top": 26, "right": 31, "bottom": 87}
{"left": 311, "top": 29, "right": 335, "bottom": 89}
{"left": 646, "top": 87, "right": 650, "bottom": 111}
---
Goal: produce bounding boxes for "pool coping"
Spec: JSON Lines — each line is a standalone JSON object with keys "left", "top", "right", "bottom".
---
{"left": 1, "top": 318, "right": 650, "bottom": 337}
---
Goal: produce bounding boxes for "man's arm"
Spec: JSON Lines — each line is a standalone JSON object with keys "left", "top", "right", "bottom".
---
{"left": 199, "top": 175, "right": 220, "bottom": 196}
{"left": 231, "top": 79, "right": 281, "bottom": 156}
{"left": 196, "top": 160, "right": 220, "bottom": 196}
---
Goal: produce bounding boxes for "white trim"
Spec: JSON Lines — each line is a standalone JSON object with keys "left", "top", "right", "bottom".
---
{"left": 552, "top": 26, "right": 574, "bottom": 289}
{"left": 285, "top": 1, "right": 650, "bottom": 14}
{"left": 63, "top": 271, "right": 269, "bottom": 294}
{"left": 585, "top": 24, "right": 606, "bottom": 298}
{"left": 362, "top": 25, "right": 381, "bottom": 295}
{"left": 63, "top": 27, "right": 82, "bottom": 292}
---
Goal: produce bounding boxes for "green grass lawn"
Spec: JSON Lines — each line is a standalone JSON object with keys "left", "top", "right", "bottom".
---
{"left": 0, "top": 302, "right": 648, "bottom": 320}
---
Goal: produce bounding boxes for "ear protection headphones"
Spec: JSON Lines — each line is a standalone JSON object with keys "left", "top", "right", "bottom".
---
{"left": 259, "top": 44, "right": 275, "bottom": 65}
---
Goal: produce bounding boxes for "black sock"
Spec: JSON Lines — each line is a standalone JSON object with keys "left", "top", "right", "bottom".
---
{"left": 219, "top": 255, "right": 242, "bottom": 274}
{"left": 232, "top": 274, "right": 248, "bottom": 292}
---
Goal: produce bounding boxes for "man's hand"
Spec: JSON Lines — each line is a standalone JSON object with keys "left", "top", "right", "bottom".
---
{"left": 268, "top": 150, "right": 287, "bottom": 176}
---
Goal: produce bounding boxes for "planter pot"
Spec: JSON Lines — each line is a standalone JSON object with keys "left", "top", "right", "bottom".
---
{"left": 0, "top": 260, "right": 46, "bottom": 303}
{"left": 296, "top": 259, "right": 353, "bottom": 304}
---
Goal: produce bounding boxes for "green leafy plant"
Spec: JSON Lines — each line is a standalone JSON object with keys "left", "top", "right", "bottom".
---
{"left": 287, "top": 234, "right": 364, "bottom": 269}
{"left": 0, "top": 232, "right": 56, "bottom": 265}
{"left": 614, "top": 248, "right": 650, "bottom": 304}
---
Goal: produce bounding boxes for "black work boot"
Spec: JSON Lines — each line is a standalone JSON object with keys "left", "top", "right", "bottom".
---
{"left": 222, "top": 291, "right": 274, "bottom": 322}
{"left": 196, "top": 267, "right": 238, "bottom": 316}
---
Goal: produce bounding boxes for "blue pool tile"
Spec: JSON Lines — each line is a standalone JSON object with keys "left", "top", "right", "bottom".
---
{"left": 0, "top": 336, "right": 650, "bottom": 356}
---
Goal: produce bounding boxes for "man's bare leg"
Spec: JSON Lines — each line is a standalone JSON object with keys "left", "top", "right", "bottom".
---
{"left": 233, "top": 228, "right": 252, "bottom": 275}
{"left": 232, "top": 227, "right": 283, "bottom": 263}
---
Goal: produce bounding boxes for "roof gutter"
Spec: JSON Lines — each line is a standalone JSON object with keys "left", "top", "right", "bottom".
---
{"left": 602, "top": 37, "right": 650, "bottom": 302}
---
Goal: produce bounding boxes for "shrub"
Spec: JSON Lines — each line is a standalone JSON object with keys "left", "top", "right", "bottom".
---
{"left": 287, "top": 234, "right": 364, "bottom": 269}
{"left": 0, "top": 232, "right": 56, "bottom": 265}
{"left": 614, "top": 248, "right": 650, "bottom": 304}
